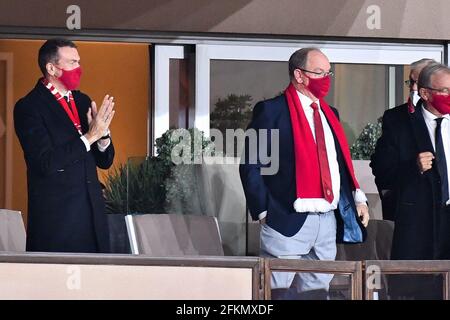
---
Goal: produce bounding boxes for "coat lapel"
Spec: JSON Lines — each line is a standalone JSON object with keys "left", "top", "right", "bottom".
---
{"left": 409, "top": 98, "right": 439, "bottom": 245}
{"left": 409, "top": 100, "right": 443, "bottom": 258}
{"left": 35, "top": 81, "right": 80, "bottom": 135}
{"left": 72, "top": 91, "right": 89, "bottom": 134}
{"left": 409, "top": 99, "right": 434, "bottom": 154}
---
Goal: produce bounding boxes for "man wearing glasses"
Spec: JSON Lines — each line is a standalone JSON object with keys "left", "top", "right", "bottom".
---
{"left": 371, "top": 62, "right": 450, "bottom": 299}
{"left": 405, "top": 59, "right": 437, "bottom": 112}
{"left": 240, "top": 47, "right": 369, "bottom": 299}
{"left": 376, "top": 59, "right": 435, "bottom": 221}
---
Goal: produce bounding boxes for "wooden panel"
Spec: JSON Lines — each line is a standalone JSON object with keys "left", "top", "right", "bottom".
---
{"left": 0, "top": 60, "right": 5, "bottom": 207}
{"left": 0, "top": 254, "right": 260, "bottom": 300}
{"left": 366, "top": 260, "right": 450, "bottom": 272}
{"left": 264, "top": 258, "right": 363, "bottom": 300}
{"left": 365, "top": 260, "right": 450, "bottom": 300}
{"left": 0, "top": 53, "right": 13, "bottom": 210}
{"left": 0, "top": 263, "right": 253, "bottom": 300}
{"left": 268, "top": 258, "right": 361, "bottom": 273}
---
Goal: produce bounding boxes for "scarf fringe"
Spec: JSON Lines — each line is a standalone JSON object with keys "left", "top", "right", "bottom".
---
{"left": 293, "top": 188, "right": 367, "bottom": 213}
{"left": 293, "top": 198, "right": 336, "bottom": 213}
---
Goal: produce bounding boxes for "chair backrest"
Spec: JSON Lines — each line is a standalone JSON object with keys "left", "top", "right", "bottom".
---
{"left": 247, "top": 219, "right": 394, "bottom": 260}
{"left": 106, "top": 213, "right": 131, "bottom": 254}
{"left": 0, "top": 209, "right": 26, "bottom": 252}
{"left": 336, "top": 219, "right": 394, "bottom": 261}
{"left": 365, "top": 193, "right": 383, "bottom": 220}
{"left": 125, "top": 214, "right": 224, "bottom": 256}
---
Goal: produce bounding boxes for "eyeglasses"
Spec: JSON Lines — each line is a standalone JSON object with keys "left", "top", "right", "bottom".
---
{"left": 424, "top": 86, "right": 450, "bottom": 95}
{"left": 297, "top": 68, "right": 334, "bottom": 78}
{"left": 405, "top": 79, "right": 418, "bottom": 87}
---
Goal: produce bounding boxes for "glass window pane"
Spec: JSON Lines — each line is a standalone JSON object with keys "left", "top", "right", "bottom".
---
{"left": 210, "top": 60, "right": 411, "bottom": 156}
{"left": 384, "top": 274, "right": 444, "bottom": 300}
{"left": 328, "top": 64, "right": 388, "bottom": 145}
{"left": 269, "top": 272, "right": 353, "bottom": 300}
{"left": 210, "top": 60, "right": 287, "bottom": 156}
{"left": 169, "top": 58, "right": 193, "bottom": 129}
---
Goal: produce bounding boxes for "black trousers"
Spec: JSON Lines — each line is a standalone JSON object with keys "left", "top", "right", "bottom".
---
{"left": 388, "top": 205, "right": 450, "bottom": 300}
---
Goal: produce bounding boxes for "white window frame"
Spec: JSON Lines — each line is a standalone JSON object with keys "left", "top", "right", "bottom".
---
{"left": 195, "top": 42, "right": 444, "bottom": 136}
{"left": 448, "top": 43, "right": 450, "bottom": 66}
{"left": 153, "top": 45, "right": 184, "bottom": 143}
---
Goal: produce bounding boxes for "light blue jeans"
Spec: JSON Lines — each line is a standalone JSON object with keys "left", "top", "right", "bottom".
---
{"left": 260, "top": 211, "right": 337, "bottom": 292}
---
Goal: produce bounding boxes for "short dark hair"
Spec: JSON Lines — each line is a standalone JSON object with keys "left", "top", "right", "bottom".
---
{"left": 38, "top": 38, "right": 77, "bottom": 76}
{"left": 288, "top": 47, "right": 322, "bottom": 80}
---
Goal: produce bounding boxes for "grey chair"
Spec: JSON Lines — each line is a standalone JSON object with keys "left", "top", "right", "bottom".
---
{"left": 334, "top": 219, "right": 394, "bottom": 299}
{"left": 336, "top": 219, "right": 394, "bottom": 261}
{"left": 247, "top": 219, "right": 394, "bottom": 260}
{"left": 0, "top": 209, "right": 26, "bottom": 252}
{"left": 125, "top": 213, "right": 224, "bottom": 256}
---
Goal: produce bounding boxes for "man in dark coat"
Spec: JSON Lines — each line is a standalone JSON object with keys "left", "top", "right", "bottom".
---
{"left": 376, "top": 58, "right": 435, "bottom": 221}
{"left": 371, "top": 62, "right": 450, "bottom": 299}
{"left": 14, "top": 38, "right": 115, "bottom": 253}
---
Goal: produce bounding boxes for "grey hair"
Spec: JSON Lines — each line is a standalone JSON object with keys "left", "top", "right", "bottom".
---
{"left": 418, "top": 62, "right": 450, "bottom": 91}
{"left": 288, "top": 47, "right": 322, "bottom": 79}
{"left": 410, "top": 58, "right": 436, "bottom": 73}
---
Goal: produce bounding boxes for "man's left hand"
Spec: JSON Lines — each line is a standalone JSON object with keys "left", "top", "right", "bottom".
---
{"left": 356, "top": 203, "right": 369, "bottom": 227}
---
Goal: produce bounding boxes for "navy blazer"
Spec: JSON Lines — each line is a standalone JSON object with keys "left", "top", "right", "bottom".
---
{"left": 239, "top": 94, "right": 366, "bottom": 243}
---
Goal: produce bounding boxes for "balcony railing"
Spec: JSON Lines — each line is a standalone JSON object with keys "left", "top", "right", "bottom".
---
{"left": 1, "top": 253, "right": 450, "bottom": 300}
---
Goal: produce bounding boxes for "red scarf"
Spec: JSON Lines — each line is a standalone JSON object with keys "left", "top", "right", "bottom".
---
{"left": 407, "top": 97, "right": 415, "bottom": 113}
{"left": 285, "top": 83, "right": 360, "bottom": 203}
{"left": 41, "top": 77, "right": 82, "bottom": 135}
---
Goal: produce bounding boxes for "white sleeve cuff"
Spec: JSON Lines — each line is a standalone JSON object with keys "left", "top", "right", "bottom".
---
{"left": 258, "top": 211, "right": 267, "bottom": 220}
{"left": 80, "top": 136, "right": 91, "bottom": 152}
{"left": 353, "top": 188, "right": 368, "bottom": 206}
{"left": 97, "top": 139, "right": 111, "bottom": 152}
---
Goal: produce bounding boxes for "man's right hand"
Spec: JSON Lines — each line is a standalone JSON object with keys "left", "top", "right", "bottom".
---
{"left": 260, "top": 217, "right": 266, "bottom": 225}
{"left": 84, "top": 95, "right": 115, "bottom": 145}
{"left": 417, "top": 151, "right": 435, "bottom": 174}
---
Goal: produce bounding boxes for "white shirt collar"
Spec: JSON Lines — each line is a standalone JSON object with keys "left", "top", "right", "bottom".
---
{"left": 296, "top": 90, "right": 320, "bottom": 110}
{"left": 422, "top": 104, "right": 450, "bottom": 122}
{"left": 48, "top": 80, "right": 71, "bottom": 100}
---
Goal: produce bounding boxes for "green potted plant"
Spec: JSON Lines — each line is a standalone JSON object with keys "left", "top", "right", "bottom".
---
{"left": 350, "top": 117, "right": 383, "bottom": 199}
{"left": 350, "top": 117, "right": 383, "bottom": 160}
{"left": 104, "top": 127, "right": 214, "bottom": 215}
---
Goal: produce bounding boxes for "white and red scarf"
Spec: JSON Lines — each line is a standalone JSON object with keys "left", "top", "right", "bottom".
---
{"left": 41, "top": 77, "right": 82, "bottom": 135}
{"left": 284, "top": 83, "right": 361, "bottom": 211}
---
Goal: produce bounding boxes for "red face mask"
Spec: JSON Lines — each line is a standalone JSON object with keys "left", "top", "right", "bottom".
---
{"left": 306, "top": 74, "right": 331, "bottom": 99}
{"left": 431, "top": 93, "right": 450, "bottom": 115}
{"left": 56, "top": 66, "right": 82, "bottom": 90}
